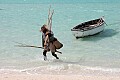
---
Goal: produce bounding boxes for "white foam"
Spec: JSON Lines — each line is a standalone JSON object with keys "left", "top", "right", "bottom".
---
{"left": 84, "top": 66, "right": 120, "bottom": 73}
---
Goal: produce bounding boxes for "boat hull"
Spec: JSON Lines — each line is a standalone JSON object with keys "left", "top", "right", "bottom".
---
{"left": 71, "top": 24, "right": 105, "bottom": 38}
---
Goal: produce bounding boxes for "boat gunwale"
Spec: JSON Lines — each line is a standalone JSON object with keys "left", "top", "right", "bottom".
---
{"left": 71, "top": 18, "right": 105, "bottom": 32}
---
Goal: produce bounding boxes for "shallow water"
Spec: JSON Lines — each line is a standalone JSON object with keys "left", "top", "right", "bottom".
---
{"left": 0, "top": 3, "right": 120, "bottom": 75}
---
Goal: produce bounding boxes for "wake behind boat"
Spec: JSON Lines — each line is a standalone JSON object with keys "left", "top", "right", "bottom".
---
{"left": 71, "top": 17, "right": 105, "bottom": 38}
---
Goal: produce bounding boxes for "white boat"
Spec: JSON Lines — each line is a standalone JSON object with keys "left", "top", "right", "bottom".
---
{"left": 71, "top": 17, "right": 105, "bottom": 38}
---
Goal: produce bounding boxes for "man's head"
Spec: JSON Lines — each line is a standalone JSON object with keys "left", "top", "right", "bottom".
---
{"left": 40, "top": 24, "right": 48, "bottom": 33}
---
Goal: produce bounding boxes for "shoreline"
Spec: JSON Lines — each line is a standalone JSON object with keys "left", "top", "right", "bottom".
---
{"left": 1, "top": 66, "right": 120, "bottom": 77}
{"left": 0, "top": 74, "right": 120, "bottom": 80}
{"left": 1, "top": 69, "right": 120, "bottom": 80}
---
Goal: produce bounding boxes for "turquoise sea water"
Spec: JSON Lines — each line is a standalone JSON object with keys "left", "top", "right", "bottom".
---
{"left": 0, "top": 3, "right": 120, "bottom": 75}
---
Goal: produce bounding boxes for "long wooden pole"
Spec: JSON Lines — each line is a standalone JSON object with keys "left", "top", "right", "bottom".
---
{"left": 49, "top": 10, "right": 54, "bottom": 31}
{"left": 14, "top": 41, "right": 62, "bottom": 54}
{"left": 48, "top": 5, "right": 51, "bottom": 28}
{"left": 47, "top": 5, "right": 54, "bottom": 31}
{"left": 16, "top": 45, "right": 62, "bottom": 54}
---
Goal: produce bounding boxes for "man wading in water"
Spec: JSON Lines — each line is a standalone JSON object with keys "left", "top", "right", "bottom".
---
{"left": 40, "top": 7, "right": 63, "bottom": 61}
{"left": 40, "top": 25, "right": 63, "bottom": 60}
